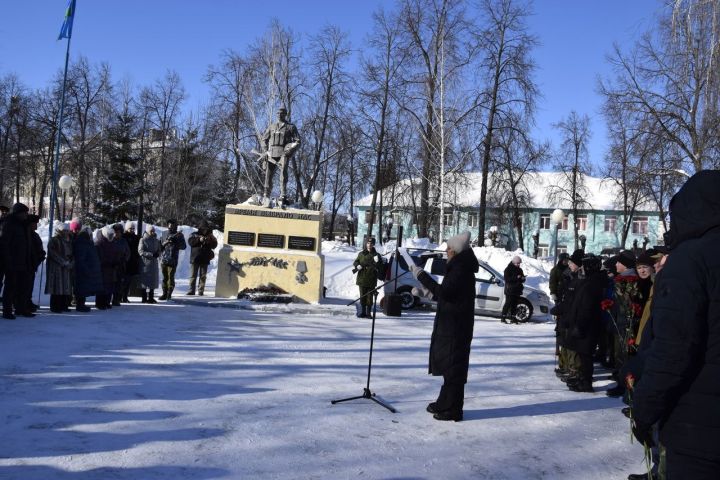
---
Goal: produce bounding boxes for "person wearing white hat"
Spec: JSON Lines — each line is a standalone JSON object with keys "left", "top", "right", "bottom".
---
{"left": 501, "top": 255, "right": 525, "bottom": 324}
{"left": 409, "top": 231, "right": 478, "bottom": 422}
{"left": 138, "top": 224, "right": 161, "bottom": 303}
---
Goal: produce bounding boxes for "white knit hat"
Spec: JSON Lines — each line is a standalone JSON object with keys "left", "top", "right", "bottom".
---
{"left": 125, "top": 221, "right": 135, "bottom": 231}
{"left": 146, "top": 224, "right": 155, "bottom": 234}
{"left": 446, "top": 231, "right": 470, "bottom": 253}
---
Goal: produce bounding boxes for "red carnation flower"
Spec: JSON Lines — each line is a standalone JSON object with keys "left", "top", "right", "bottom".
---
{"left": 601, "top": 299, "right": 614, "bottom": 311}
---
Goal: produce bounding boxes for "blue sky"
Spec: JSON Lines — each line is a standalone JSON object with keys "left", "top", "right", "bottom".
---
{"left": 1, "top": 0, "right": 662, "bottom": 169}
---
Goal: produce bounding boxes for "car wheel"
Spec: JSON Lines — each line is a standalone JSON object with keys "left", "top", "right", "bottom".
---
{"left": 513, "top": 299, "right": 533, "bottom": 323}
{"left": 397, "top": 287, "right": 418, "bottom": 310}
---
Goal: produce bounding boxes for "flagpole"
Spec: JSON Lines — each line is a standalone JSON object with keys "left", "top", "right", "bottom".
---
{"left": 48, "top": 28, "right": 73, "bottom": 240}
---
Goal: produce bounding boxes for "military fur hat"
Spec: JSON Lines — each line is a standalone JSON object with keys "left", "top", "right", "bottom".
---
{"left": 569, "top": 249, "right": 585, "bottom": 267}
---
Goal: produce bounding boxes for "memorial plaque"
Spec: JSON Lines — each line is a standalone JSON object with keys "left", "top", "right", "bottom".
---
{"left": 257, "top": 233, "right": 285, "bottom": 249}
{"left": 288, "top": 235, "right": 316, "bottom": 251}
{"left": 228, "top": 231, "right": 255, "bottom": 246}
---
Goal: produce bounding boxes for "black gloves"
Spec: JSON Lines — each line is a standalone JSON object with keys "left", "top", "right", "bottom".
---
{"left": 632, "top": 421, "right": 655, "bottom": 447}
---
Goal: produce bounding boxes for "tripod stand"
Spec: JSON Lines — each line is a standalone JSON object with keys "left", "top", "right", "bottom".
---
{"left": 331, "top": 271, "right": 410, "bottom": 413}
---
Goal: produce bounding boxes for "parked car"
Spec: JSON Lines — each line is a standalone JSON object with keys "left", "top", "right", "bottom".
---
{"left": 382, "top": 249, "right": 440, "bottom": 309}
{"left": 383, "top": 248, "right": 552, "bottom": 322}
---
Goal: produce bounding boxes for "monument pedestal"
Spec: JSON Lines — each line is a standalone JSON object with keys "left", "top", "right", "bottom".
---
{"left": 215, "top": 204, "right": 324, "bottom": 303}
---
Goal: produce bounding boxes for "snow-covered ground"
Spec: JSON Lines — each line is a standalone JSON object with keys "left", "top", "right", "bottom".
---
{"left": 0, "top": 232, "right": 647, "bottom": 479}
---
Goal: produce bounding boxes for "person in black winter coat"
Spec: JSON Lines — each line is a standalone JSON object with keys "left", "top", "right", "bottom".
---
{"left": 186, "top": 220, "right": 217, "bottom": 296}
{"left": 501, "top": 256, "right": 525, "bottom": 323}
{"left": 563, "top": 255, "right": 606, "bottom": 393}
{"left": 111, "top": 224, "right": 131, "bottom": 306}
{"left": 0, "top": 203, "right": 33, "bottom": 319}
{"left": 122, "top": 222, "right": 140, "bottom": 302}
{"left": 411, "top": 231, "right": 478, "bottom": 422}
{"left": 631, "top": 170, "right": 720, "bottom": 479}
{"left": 26, "top": 214, "right": 46, "bottom": 313}
{"left": 72, "top": 226, "right": 102, "bottom": 312}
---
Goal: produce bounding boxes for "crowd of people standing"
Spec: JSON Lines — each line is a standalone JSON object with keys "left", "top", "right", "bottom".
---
{"left": 0, "top": 202, "right": 218, "bottom": 319}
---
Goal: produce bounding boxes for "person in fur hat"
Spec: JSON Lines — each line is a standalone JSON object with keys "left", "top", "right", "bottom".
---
{"left": 410, "top": 231, "right": 478, "bottom": 422}
{"left": 138, "top": 224, "right": 161, "bottom": 303}
{"left": 352, "top": 236, "right": 381, "bottom": 318}
{"left": 46, "top": 222, "right": 74, "bottom": 313}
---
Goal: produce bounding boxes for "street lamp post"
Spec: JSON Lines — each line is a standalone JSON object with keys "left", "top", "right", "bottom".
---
{"left": 58, "top": 174, "right": 74, "bottom": 221}
{"left": 311, "top": 190, "right": 323, "bottom": 211}
{"left": 551, "top": 208, "right": 565, "bottom": 264}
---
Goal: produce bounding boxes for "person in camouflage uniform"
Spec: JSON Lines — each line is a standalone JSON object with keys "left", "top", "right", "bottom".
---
{"left": 352, "top": 237, "right": 381, "bottom": 318}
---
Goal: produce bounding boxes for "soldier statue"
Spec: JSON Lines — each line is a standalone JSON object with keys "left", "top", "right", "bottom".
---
{"left": 260, "top": 107, "right": 301, "bottom": 206}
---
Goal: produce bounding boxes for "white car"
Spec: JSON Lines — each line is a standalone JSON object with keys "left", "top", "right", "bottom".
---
{"left": 421, "top": 254, "right": 551, "bottom": 322}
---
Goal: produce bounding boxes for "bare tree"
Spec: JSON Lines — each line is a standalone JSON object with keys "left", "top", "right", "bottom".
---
{"left": 475, "top": 0, "right": 539, "bottom": 241}
{"left": 550, "top": 111, "right": 593, "bottom": 249}
{"left": 63, "top": 57, "right": 112, "bottom": 215}
{"left": 205, "top": 50, "right": 260, "bottom": 200}
{"left": 295, "top": 25, "right": 352, "bottom": 207}
{"left": 139, "top": 69, "right": 186, "bottom": 218}
{"left": 492, "top": 113, "right": 547, "bottom": 251}
{"left": 604, "top": 0, "right": 720, "bottom": 172}
{"left": 359, "top": 7, "right": 408, "bottom": 241}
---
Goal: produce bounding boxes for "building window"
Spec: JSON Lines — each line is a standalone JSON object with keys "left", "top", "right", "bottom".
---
{"left": 443, "top": 212, "right": 454, "bottom": 226}
{"left": 364, "top": 210, "right": 373, "bottom": 224}
{"left": 559, "top": 217, "right": 569, "bottom": 231}
{"left": 468, "top": 212, "right": 478, "bottom": 228}
{"left": 391, "top": 212, "right": 402, "bottom": 225}
{"left": 575, "top": 214, "right": 588, "bottom": 231}
{"left": 538, "top": 244, "right": 549, "bottom": 257}
{"left": 539, "top": 214, "right": 550, "bottom": 230}
{"left": 632, "top": 216, "right": 649, "bottom": 235}
{"left": 556, "top": 245, "right": 568, "bottom": 255}
{"left": 604, "top": 215, "right": 617, "bottom": 232}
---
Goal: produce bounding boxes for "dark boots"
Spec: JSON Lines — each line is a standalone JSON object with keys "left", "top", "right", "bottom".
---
{"left": 141, "top": 290, "right": 148, "bottom": 303}
{"left": 148, "top": 290, "right": 157, "bottom": 304}
{"left": 166, "top": 288, "right": 173, "bottom": 301}
{"left": 158, "top": 289, "right": 168, "bottom": 301}
{"left": 76, "top": 296, "right": 91, "bottom": 312}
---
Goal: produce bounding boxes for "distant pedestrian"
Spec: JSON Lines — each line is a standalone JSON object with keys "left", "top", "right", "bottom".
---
{"left": 72, "top": 225, "right": 102, "bottom": 312}
{"left": 46, "top": 222, "right": 74, "bottom": 314}
{"left": 501, "top": 256, "right": 525, "bottom": 323}
{"left": 186, "top": 220, "right": 217, "bottom": 296}
{"left": 0, "top": 203, "right": 34, "bottom": 319}
{"left": 111, "top": 224, "right": 130, "bottom": 306}
{"left": 122, "top": 221, "right": 140, "bottom": 302}
{"left": 26, "top": 214, "right": 45, "bottom": 313}
{"left": 138, "top": 224, "right": 161, "bottom": 303}
{"left": 159, "top": 219, "right": 186, "bottom": 301}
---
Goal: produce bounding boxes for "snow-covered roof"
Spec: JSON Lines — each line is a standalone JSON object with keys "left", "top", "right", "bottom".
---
{"left": 356, "top": 171, "right": 659, "bottom": 212}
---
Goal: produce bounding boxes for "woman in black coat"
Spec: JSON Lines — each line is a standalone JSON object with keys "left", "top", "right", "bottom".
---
{"left": 501, "top": 256, "right": 525, "bottom": 323}
{"left": 72, "top": 226, "right": 102, "bottom": 312}
{"left": 411, "top": 231, "right": 478, "bottom": 422}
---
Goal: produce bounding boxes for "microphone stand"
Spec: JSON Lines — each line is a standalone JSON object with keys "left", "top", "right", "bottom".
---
{"left": 331, "top": 270, "right": 410, "bottom": 413}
